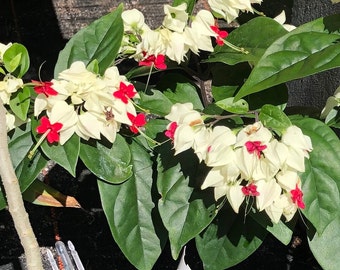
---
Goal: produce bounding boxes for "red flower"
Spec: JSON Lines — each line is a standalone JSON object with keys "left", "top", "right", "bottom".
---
{"left": 36, "top": 116, "right": 63, "bottom": 143}
{"left": 127, "top": 113, "right": 147, "bottom": 134}
{"left": 245, "top": 141, "right": 267, "bottom": 158}
{"left": 165, "top": 122, "right": 178, "bottom": 140}
{"left": 242, "top": 183, "right": 260, "bottom": 196}
{"left": 210, "top": 25, "right": 228, "bottom": 46}
{"left": 31, "top": 80, "right": 58, "bottom": 97}
{"left": 291, "top": 184, "right": 305, "bottom": 209}
{"left": 139, "top": 53, "right": 167, "bottom": 70}
{"left": 113, "top": 82, "right": 137, "bottom": 104}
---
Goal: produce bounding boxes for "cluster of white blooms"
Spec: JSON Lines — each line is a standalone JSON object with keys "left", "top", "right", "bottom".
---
{"left": 34, "top": 61, "right": 145, "bottom": 145}
{"left": 0, "top": 42, "right": 24, "bottom": 131}
{"left": 120, "top": 3, "right": 228, "bottom": 66}
{"left": 208, "top": 0, "right": 263, "bottom": 23}
{"left": 165, "top": 103, "right": 313, "bottom": 223}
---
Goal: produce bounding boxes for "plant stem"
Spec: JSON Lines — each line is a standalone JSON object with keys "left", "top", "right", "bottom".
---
{"left": 0, "top": 99, "right": 43, "bottom": 270}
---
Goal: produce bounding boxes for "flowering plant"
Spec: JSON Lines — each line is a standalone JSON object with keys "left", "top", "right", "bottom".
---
{"left": 0, "top": 0, "right": 340, "bottom": 269}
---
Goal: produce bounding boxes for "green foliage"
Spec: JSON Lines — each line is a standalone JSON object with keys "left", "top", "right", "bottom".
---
{"left": 3, "top": 43, "right": 30, "bottom": 78}
{"left": 98, "top": 140, "right": 166, "bottom": 270}
{"left": 0, "top": 123, "right": 47, "bottom": 210}
{"left": 215, "top": 97, "right": 249, "bottom": 114}
{"left": 294, "top": 118, "right": 340, "bottom": 234}
{"left": 207, "top": 17, "right": 288, "bottom": 66}
{"left": 54, "top": 4, "right": 124, "bottom": 76}
{"left": 196, "top": 211, "right": 266, "bottom": 270}
{"left": 259, "top": 104, "right": 292, "bottom": 134}
{"left": 80, "top": 135, "right": 133, "bottom": 184}
{"left": 235, "top": 14, "right": 340, "bottom": 100}
{"left": 157, "top": 144, "right": 217, "bottom": 259}
{"left": 9, "top": 86, "right": 31, "bottom": 121}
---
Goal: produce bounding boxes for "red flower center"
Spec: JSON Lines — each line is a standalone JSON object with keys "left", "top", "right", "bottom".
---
{"left": 291, "top": 184, "right": 305, "bottom": 209}
{"left": 245, "top": 141, "right": 267, "bottom": 158}
{"left": 127, "top": 113, "right": 147, "bottom": 134}
{"left": 113, "top": 82, "right": 137, "bottom": 104}
{"left": 242, "top": 183, "right": 260, "bottom": 196}
{"left": 32, "top": 80, "right": 58, "bottom": 97}
{"left": 36, "top": 116, "right": 63, "bottom": 143}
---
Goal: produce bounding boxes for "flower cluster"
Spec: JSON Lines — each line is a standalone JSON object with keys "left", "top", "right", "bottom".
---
{"left": 120, "top": 3, "right": 228, "bottom": 66}
{"left": 165, "top": 103, "right": 313, "bottom": 223}
{"left": 34, "top": 61, "right": 145, "bottom": 145}
{"left": 208, "top": 0, "right": 263, "bottom": 23}
{"left": 0, "top": 42, "right": 24, "bottom": 131}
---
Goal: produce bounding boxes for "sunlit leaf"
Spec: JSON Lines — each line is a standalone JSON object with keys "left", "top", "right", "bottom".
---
{"left": 3, "top": 43, "right": 30, "bottom": 78}
{"left": 235, "top": 14, "right": 340, "bottom": 100}
{"left": 294, "top": 118, "right": 340, "bottom": 234}
{"left": 54, "top": 4, "right": 124, "bottom": 76}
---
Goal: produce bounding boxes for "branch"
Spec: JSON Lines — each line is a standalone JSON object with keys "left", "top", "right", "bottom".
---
{"left": 0, "top": 99, "right": 43, "bottom": 270}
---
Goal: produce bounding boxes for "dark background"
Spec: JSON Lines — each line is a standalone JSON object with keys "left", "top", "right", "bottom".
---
{"left": 0, "top": 0, "right": 339, "bottom": 269}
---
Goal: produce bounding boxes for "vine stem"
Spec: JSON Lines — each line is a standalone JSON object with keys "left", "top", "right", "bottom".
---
{"left": 0, "top": 99, "right": 43, "bottom": 270}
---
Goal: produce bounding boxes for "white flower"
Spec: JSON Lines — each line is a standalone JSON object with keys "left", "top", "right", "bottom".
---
{"left": 122, "top": 9, "right": 150, "bottom": 34}
{"left": 255, "top": 179, "right": 281, "bottom": 211}
{"left": 273, "top": 11, "right": 296, "bottom": 32}
{"left": 162, "top": 3, "right": 188, "bottom": 33}
{"left": 208, "top": 0, "right": 263, "bottom": 23}
{"left": 0, "top": 75, "right": 23, "bottom": 104}
{"left": 281, "top": 125, "right": 312, "bottom": 172}
{"left": 46, "top": 101, "right": 77, "bottom": 145}
{"left": 0, "top": 42, "right": 12, "bottom": 61}
{"left": 320, "top": 86, "right": 340, "bottom": 120}
{"left": 204, "top": 126, "right": 237, "bottom": 167}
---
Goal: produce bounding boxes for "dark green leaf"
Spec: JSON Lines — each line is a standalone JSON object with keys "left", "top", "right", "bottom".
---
{"left": 216, "top": 97, "right": 249, "bottom": 114}
{"left": 207, "top": 17, "right": 288, "bottom": 65}
{"left": 3, "top": 43, "right": 30, "bottom": 77}
{"left": 235, "top": 14, "right": 340, "bottom": 100}
{"left": 196, "top": 210, "right": 266, "bottom": 270}
{"left": 80, "top": 135, "right": 132, "bottom": 184}
{"left": 164, "top": 83, "right": 203, "bottom": 110}
{"left": 139, "top": 90, "right": 173, "bottom": 116}
{"left": 157, "top": 143, "right": 216, "bottom": 259}
{"left": 54, "top": 4, "right": 124, "bottom": 76}
{"left": 98, "top": 141, "right": 166, "bottom": 270}
{"left": 8, "top": 123, "right": 33, "bottom": 169}
{"left": 294, "top": 118, "right": 340, "bottom": 234}
{"left": 9, "top": 86, "right": 31, "bottom": 121}
{"left": 259, "top": 104, "right": 291, "bottom": 134}
{"left": 211, "top": 85, "right": 238, "bottom": 101}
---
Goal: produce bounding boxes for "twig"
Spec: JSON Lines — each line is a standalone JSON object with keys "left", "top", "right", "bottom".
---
{"left": 0, "top": 99, "right": 43, "bottom": 270}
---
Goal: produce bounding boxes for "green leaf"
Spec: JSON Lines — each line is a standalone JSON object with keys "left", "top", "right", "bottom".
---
{"left": 207, "top": 17, "right": 288, "bottom": 66}
{"left": 164, "top": 83, "right": 204, "bottom": 110}
{"left": 98, "top": 141, "right": 166, "bottom": 270}
{"left": 3, "top": 43, "right": 30, "bottom": 77}
{"left": 139, "top": 90, "right": 173, "bottom": 116}
{"left": 235, "top": 14, "right": 340, "bottom": 100}
{"left": 249, "top": 211, "right": 294, "bottom": 245}
{"left": 157, "top": 144, "right": 217, "bottom": 259}
{"left": 80, "top": 135, "right": 132, "bottom": 184}
{"left": 8, "top": 123, "right": 33, "bottom": 169}
{"left": 54, "top": 4, "right": 124, "bottom": 76}
{"left": 172, "top": 0, "right": 196, "bottom": 14}
{"left": 211, "top": 85, "right": 238, "bottom": 101}
{"left": 31, "top": 117, "right": 80, "bottom": 177}
{"left": 16, "top": 150, "right": 48, "bottom": 193}
{"left": 259, "top": 104, "right": 291, "bottom": 134}
{"left": 294, "top": 118, "right": 340, "bottom": 234}
{"left": 9, "top": 86, "right": 31, "bottom": 121}
{"left": 309, "top": 214, "right": 340, "bottom": 270}
{"left": 196, "top": 210, "right": 266, "bottom": 270}
{"left": 215, "top": 97, "right": 249, "bottom": 114}
{"left": 1, "top": 123, "right": 47, "bottom": 210}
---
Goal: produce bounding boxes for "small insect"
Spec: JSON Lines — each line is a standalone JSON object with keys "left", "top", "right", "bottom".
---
{"left": 104, "top": 107, "right": 114, "bottom": 121}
